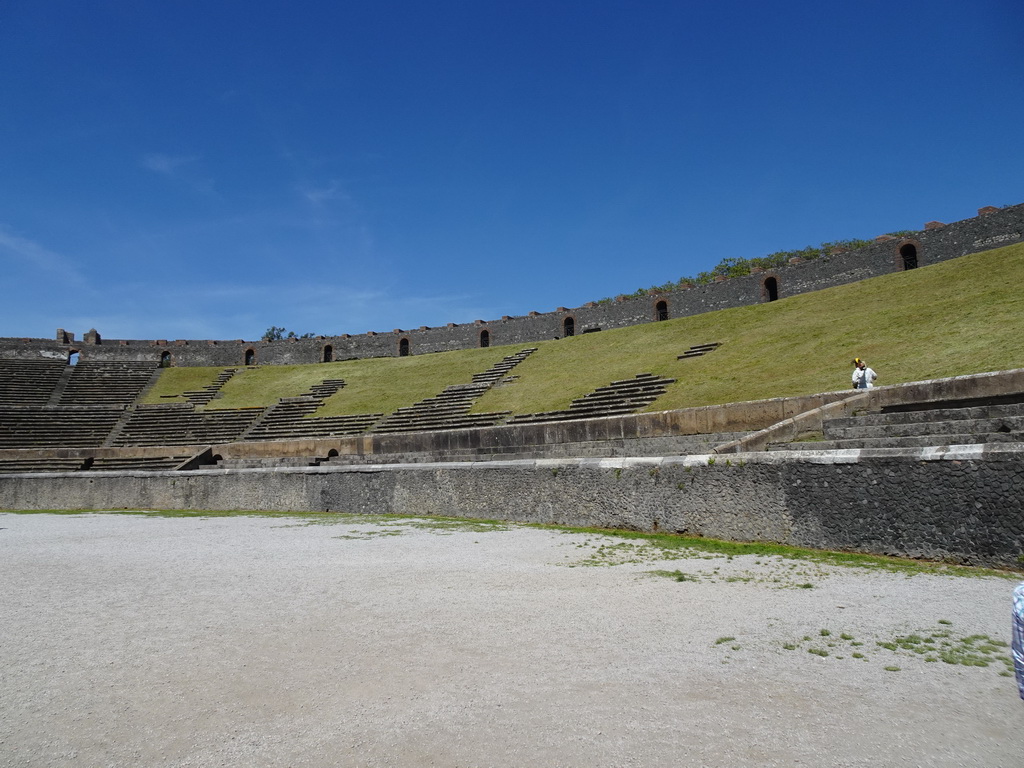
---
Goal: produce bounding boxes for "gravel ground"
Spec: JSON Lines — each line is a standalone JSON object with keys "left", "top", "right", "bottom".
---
{"left": 1, "top": 511, "right": 1022, "bottom": 768}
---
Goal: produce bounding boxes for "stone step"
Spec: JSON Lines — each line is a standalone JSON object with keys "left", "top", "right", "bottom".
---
{"left": 825, "top": 416, "right": 1024, "bottom": 441}
{"left": 216, "top": 457, "right": 322, "bottom": 469}
{"left": 0, "top": 457, "right": 89, "bottom": 472}
{"left": 767, "top": 432, "right": 1024, "bottom": 451}
{"left": 678, "top": 342, "right": 722, "bottom": 359}
{"left": 86, "top": 456, "right": 193, "bottom": 471}
{"left": 370, "top": 414, "right": 511, "bottom": 433}
{"left": 828, "top": 403, "right": 1024, "bottom": 429}
{"left": 577, "top": 387, "right": 669, "bottom": 402}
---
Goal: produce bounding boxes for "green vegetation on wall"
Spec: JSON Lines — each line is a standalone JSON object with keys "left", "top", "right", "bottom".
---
{"left": 610, "top": 231, "right": 919, "bottom": 300}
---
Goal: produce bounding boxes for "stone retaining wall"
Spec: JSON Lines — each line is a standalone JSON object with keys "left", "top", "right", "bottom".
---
{"left": 3, "top": 202, "right": 1022, "bottom": 366}
{"left": 2, "top": 446, "right": 1021, "bottom": 569}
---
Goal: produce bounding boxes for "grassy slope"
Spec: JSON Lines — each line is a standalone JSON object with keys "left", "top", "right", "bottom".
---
{"left": 142, "top": 242, "right": 1024, "bottom": 416}
{"left": 140, "top": 366, "right": 224, "bottom": 404}
{"left": 477, "top": 241, "right": 1024, "bottom": 414}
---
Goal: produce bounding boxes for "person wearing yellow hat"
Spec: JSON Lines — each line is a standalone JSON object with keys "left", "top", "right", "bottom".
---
{"left": 851, "top": 357, "right": 877, "bottom": 389}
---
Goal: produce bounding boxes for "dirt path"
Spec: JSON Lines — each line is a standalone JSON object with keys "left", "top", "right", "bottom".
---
{"left": 1, "top": 512, "right": 1021, "bottom": 767}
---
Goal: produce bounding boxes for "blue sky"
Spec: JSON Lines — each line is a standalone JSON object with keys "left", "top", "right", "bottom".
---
{"left": 1, "top": 1, "right": 1022, "bottom": 341}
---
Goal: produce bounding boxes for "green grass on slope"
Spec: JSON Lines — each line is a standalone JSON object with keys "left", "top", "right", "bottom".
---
{"left": 208, "top": 345, "right": 519, "bottom": 415}
{"left": 139, "top": 367, "right": 224, "bottom": 404}
{"left": 142, "top": 242, "right": 1024, "bottom": 416}
{"left": 474, "top": 241, "right": 1024, "bottom": 414}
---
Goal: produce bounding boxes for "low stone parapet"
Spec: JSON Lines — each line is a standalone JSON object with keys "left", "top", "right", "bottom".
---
{"left": 2, "top": 445, "right": 1022, "bottom": 569}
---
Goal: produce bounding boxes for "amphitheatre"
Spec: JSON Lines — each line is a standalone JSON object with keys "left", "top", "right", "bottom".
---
{"left": 0, "top": 201, "right": 1022, "bottom": 567}
{"left": 2, "top": 202, "right": 1024, "bottom": 766}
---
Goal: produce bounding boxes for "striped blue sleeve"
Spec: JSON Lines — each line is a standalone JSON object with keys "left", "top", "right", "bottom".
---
{"left": 1012, "top": 583, "right": 1024, "bottom": 700}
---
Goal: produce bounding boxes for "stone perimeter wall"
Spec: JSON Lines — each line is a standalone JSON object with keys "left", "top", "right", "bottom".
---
{"left": 2, "top": 203, "right": 1022, "bottom": 366}
{"left": 1, "top": 446, "right": 1021, "bottom": 568}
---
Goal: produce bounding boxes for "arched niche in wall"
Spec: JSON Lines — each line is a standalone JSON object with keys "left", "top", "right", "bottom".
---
{"left": 322, "top": 345, "right": 333, "bottom": 363}
{"left": 68, "top": 350, "right": 80, "bottom": 366}
{"left": 563, "top": 316, "right": 575, "bottom": 337}
{"left": 655, "top": 300, "right": 669, "bottom": 321}
{"left": 398, "top": 337, "right": 410, "bottom": 357}
{"left": 762, "top": 275, "right": 779, "bottom": 302}
{"left": 479, "top": 329, "right": 490, "bottom": 348}
{"left": 159, "top": 351, "right": 172, "bottom": 368}
{"left": 898, "top": 240, "right": 921, "bottom": 270}
{"left": 244, "top": 348, "right": 255, "bottom": 366}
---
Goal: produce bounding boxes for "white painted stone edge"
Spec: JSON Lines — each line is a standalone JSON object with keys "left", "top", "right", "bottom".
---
{"left": 3, "top": 443, "right": 1019, "bottom": 479}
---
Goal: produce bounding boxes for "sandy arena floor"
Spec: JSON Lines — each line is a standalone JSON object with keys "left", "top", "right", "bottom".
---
{"left": 1, "top": 511, "right": 1022, "bottom": 767}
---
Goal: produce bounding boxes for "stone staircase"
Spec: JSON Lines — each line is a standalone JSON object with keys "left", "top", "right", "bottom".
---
{"left": 508, "top": 373, "right": 675, "bottom": 425}
{"left": 471, "top": 348, "right": 537, "bottom": 385}
{"left": 0, "top": 359, "right": 68, "bottom": 405}
{"left": 369, "top": 349, "right": 537, "bottom": 434}
{"left": 678, "top": 342, "right": 721, "bottom": 360}
{"left": 242, "top": 378, "right": 381, "bottom": 441}
{"left": 57, "top": 361, "right": 159, "bottom": 406}
{"left": 766, "top": 401, "right": 1024, "bottom": 451}
{"left": 110, "top": 403, "right": 265, "bottom": 447}
{"left": 244, "top": 399, "right": 381, "bottom": 441}
{"left": 180, "top": 368, "right": 241, "bottom": 406}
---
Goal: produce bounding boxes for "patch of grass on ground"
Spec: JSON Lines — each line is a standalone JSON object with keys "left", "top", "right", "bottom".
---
{"left": 3, "top": 510, "right": 1020, "bottom": 579}
{"left": 759, "top": 622, "right": 1016, "bottom": 679}
{"left": 542, "top": 523, "right": 1021, "bottom": 579}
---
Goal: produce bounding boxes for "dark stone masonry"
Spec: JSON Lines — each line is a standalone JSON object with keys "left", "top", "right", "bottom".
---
{"left": 2, "top": 449, "right": 1021, "bottom": 568}
{"left": 2, "top": 202, "right": 1022, "bottom": 367}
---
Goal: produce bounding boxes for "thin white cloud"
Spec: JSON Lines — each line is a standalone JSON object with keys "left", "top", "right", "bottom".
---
{"left": 0, "top": 226, "right": 90, "bottom": 289}
{"left": 300, "top": 182, "right": 340, "bottom": 205}
{"left": 296, "top": 179, "right": 360, "bottom": 208}
{"left": 141, "top": 153, "right": 197, "bottom": 176}
{"left": 141, "top": 153, "right": 218, "bottom": 197}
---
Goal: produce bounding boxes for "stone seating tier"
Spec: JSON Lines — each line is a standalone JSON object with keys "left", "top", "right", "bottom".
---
{"left": 0, "top": 456, "right": 89, "bottom": 473}
{"left": 111, "top": 404, "right": 265, "bottom": 447}
{"left": 58, "top": 361, "right": 159, "bottom": 406}
{"left": 0, "top": 359, "right": 68, "bottom": 406}
{"left": 0, "top": 453, "right": 195, "bottom": 473}
{"left": 240, "top": 376, "right": 381, "bottom": 441}
{"left": 86, "top": 455, "right": 194, "bottom": 471}
{"left": 767, "top": 402, "right": 1024, "bottom": 451}
{"left": 243, "top": 401, "right": 381, "bottom": 441}
{"left": 370, "top": 412, "right": 512, "bottom": 434}
{"left": 508, "top": 373, "right": 675, "bottom": 425}
{"left": 0, "top": 406, "right": 125, "bottom": 448}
